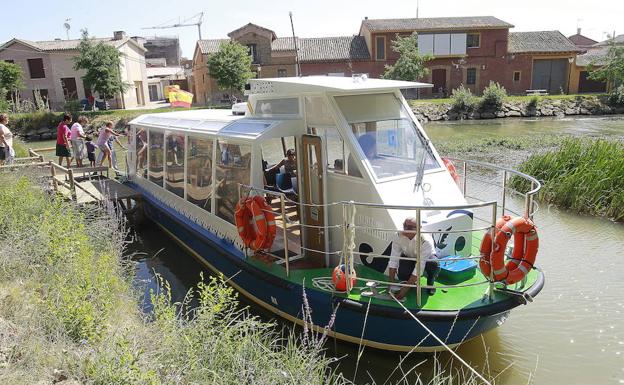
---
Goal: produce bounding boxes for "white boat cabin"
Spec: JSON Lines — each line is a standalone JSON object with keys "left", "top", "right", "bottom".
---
{"left": 128, "top": 76, "right": 473, "bottom": 270}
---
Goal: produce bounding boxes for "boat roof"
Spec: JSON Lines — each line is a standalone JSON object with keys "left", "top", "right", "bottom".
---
{"left": 246, "top": 76, "right": 432, "bottom": 96}
{"left": 129, "top": 109, "right": 288, "bottom": 140}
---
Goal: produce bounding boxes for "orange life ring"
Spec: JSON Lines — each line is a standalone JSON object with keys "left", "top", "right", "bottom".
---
{"left": 442, "top": 157, "right": 460, "bottom": 184}
{"left": 234, "top": 196, "right": 277, "bottom": 251}
{"left": 479, "top": 216, "right": 539, "bottom": 284}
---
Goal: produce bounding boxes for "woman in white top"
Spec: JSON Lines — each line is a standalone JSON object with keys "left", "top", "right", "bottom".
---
{"left": 70, "top": 116, "right": 88, "bottom": 167}
{"left": 0, "top": 113, "right": 14, "bottom": 166}
{"left": 388, "top": 217, "right": 439, "bottom": 299}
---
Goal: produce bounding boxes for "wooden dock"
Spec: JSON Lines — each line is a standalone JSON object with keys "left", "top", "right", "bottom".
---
{"left": 1, "top": 148, "right": 144, "bottom": 223}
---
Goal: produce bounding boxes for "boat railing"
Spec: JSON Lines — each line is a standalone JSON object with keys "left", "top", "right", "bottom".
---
{"left": 238, "top": 158, "right": 541, "bottom": 307}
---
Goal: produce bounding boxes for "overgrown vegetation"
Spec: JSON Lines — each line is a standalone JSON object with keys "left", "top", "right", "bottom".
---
{"left": 450, "top": 85, "right": 477, "bottom": 113}
{"left": 510, "top": 138, "right": 624, "bottom": 221}
{"left": 0, "top": 175, "right": 346, "bottom": 384}
{"left": 382, "top": 32, "right": 433, "bottom": 81}
{"left": 480, "top": 81, "right": 507, "bottom": 111}
{"left": 607, "top": 84, "right": 624, "bottom": 106}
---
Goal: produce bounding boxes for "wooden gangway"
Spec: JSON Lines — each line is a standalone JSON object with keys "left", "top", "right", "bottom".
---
{"left": 0, "top": 148, "right": 143, "bottom": 222}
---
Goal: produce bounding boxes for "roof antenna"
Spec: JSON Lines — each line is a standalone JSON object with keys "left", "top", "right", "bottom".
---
{"left": 64, "top": 18, "right": 71, "bottom": 40}
{"left": 416, "top": 0, "right": 420, "bottom": 18}
{"left": 289, "top": 11, "right": 301, "bottom": 77}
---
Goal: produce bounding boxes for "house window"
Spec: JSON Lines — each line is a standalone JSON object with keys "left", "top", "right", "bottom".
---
{"left": 247, "top": 44, "right": 258, "bottom": 63}
{"left": 32, "top": 89, "right": 48, "bottom": 102}
{"left": 466, "top": 33, "right": 480, "bottom": 49}
{"left": 277, "top": 69, "right": 287, "bottom": 77}
{"left": 375, "top": 36, "right": 386, "bottom": 60}
{"left": 4, "top": 60, "right": 14, "bottom": 64}
{"left": 466, "top": 68, "right": 477, "bottom": 85}
{"left": 27, "top": 58, "right": 45, "bottom": 79}
{"left": 513, "top": 71, "right": 521, "bottom": 82}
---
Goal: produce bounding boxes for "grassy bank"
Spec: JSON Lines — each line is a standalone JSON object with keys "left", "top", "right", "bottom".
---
{"left": 511, "top": 138, "right": 624, "bottom": 222}
{"left": 410, "top": 94, "right": 604, "bottom": 105}
{"left": 0, "top": 174, "right": 344, "bottom": 385}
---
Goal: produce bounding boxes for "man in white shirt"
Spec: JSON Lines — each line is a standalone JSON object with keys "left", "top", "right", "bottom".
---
{"left": 389, "top": 217, "right": 439, "bottom": 299}
{"left": 70, "top": 116, "right": 88, "bottom": 167}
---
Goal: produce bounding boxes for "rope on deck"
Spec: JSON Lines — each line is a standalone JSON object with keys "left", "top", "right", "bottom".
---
{"left": 390, "top": 294, "right": 492, "bottom": 385}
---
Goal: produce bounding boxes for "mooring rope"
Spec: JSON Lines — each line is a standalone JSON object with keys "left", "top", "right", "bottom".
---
{"left": 390, "top": 294, "right": 492, "bottom": 385}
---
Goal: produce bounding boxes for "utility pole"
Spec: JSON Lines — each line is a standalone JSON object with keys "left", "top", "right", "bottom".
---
{"left": 289, "top": 11, "right": 301, "bottom": 77}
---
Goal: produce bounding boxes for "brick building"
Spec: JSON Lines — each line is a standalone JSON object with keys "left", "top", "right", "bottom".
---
{"left": 193, "top": 17, "right": 584, "bottom": 104}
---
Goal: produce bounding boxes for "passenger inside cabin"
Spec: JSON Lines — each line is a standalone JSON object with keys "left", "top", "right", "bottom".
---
{"left": 389, "top": 217, "right": 439, "bottom": 299}
{"left": 268, "top": 148, "right": 297, "bottom": 176}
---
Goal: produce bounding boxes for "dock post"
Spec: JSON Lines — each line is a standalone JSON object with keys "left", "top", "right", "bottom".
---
{"left": 49, "top": 162, "right": 58, "bottom": 193}
{"left": 68, "top": 168, "right": 76, "bottom": 201}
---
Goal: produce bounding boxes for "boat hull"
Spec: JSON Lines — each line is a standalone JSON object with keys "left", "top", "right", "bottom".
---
{"left": 135, "top": 186, "right": 543, "bottom": 352}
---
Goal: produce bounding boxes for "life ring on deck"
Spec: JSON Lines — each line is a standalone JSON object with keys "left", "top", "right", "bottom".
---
{"left": 234, "top": 196, "right": 277, "bottom": 251}
{"left": 479, "top": 216, "right": 539, "bottom": 284}
{"left": 442, "top": 157, "right": 460, "bottom": 184}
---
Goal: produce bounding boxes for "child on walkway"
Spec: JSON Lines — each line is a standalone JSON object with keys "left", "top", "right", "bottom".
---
{"left": 85, "top": 136, "right": 96, "bottom": 167}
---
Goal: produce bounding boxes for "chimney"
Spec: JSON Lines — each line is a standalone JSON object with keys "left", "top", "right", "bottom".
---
{"left": 113, "top": 31, "right": 127, "bottom": 40}
{"left": 577, "top": 27, "right": 581, "bottom": 35}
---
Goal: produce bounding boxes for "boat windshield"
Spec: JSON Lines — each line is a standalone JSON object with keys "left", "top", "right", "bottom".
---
{"left": 334, "top": 93, "right": 438, "bottom": 180}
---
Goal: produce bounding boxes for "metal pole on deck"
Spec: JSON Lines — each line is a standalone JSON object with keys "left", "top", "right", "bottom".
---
{"left": 462, "top": 161, "right": 468, "bottom": 196}
{"left": 489, "top": 202, "right": 497, "bottom": 300}
{"left": 501, "top": 170, "right": 507, "bottom": 216}
{"left": 280, "top": 194, "right": 290, "bottom": 277}
{"left": 415, "top": 208, "right": 422, "bottom": 307}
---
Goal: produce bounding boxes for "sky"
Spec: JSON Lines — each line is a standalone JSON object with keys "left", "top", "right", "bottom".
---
{"left": 2, "top": 0, "right": 622, "bottom": 59}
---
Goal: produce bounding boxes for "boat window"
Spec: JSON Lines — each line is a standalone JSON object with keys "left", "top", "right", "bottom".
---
{"left": 186, "top": 136, "right": 213, "bottom": 212}
{"left": 335, "top": 93, "right": 438, "bottom": 180}
{"left": 148, "top": 129, "right": 164, "bottom": 187}
{"left": 311, "top": 127, "right": 355, "bottom": 176}
{"left": 135, "top": 127, "right": 148, "bottom": 178}
{"left": 220, "top": 121, "right": 272, "bottom": 136}
{"left": 165, "top": 131, "right": 185, "bottom": 198}
{"left": 254, "top": 98, "right": 299, "bottom": 116}
{"left": 304, "top": 96, "right": 335, "bottom": 126}
{"left": 215, "top": 141, "right": 251, "bottom": 224}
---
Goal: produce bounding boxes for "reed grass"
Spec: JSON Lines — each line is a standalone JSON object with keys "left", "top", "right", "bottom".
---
{"left": 510, "top": 137, "right": 624, "bottom": 221}
{"left": 0, "top": 172, "right": 498, "bottom": 384}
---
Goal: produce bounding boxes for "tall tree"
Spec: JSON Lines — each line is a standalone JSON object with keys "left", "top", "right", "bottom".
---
{"left": 0, "top": 61, "right": 23, "bottom": 93}
{"left": 207, "top": 41, "right": 254, "bottom": 94}
{"left": 382, "top": 32, "right": 433, "bottom": 82}
{"left": 73, "top": 30, "right": 129, "bottom": 104}
{"left": 588, "top": 39, "right": 624, "bottom": 88}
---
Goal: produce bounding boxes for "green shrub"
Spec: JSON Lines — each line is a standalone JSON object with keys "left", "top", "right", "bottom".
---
{"left": 0, "top": 88, "right": 9, "bottom": 113}
{"left": 607, "top": 84, "right": 624, "bottom": 106}
{"left": 480, "top": 81, "right": 507, "bottom": 111}
{"left": 450, "top": 85, "right": 477, "bottom": 112}
{"left": 527, "top": 96, "right": 539, "bottom": 109}
{"left": 510, "top": 138, "right": 624, "bottom": 221}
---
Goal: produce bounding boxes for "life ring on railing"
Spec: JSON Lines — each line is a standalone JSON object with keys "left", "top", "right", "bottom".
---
{"left": 442, "top": 157, "right": 460, "bottom": 184}
{"left": 234, "top": 196, "right": 277, "bottom": 251}
{"left": 479, "top": 216, "right": 539, "bottom": 284}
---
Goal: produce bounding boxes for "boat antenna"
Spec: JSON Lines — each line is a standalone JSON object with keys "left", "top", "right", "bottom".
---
{"left": 289, "top": 11, "right": 301, "bottom": 77}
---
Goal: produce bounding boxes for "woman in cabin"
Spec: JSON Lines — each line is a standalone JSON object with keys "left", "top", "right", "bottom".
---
{"left": 389, "top": 217, "right": 440, "bottom": 299}
{"left": 268, "top": 149, "right": 297, "bottom": 176}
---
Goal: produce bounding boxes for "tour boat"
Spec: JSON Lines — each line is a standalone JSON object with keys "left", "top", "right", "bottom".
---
{"left": 127, "top": 76, "right": 544, "bottom": 352}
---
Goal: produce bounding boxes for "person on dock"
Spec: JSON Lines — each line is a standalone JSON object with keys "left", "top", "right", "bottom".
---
{"left": 85, "top": 136, "right": 96, "bottom": 167}
{"left": 0, "top": 113, "right": 14, "bottom": 166}
{"left": 70, "top": 116, "right": 88, "bottom": 167}
{"left": 56, "top": 113, "right": 72, "bottom": 168}
{"left": 388, "top": 217, "right": 439, "bottom": 299}
{"left": 97, "top": 121, "right": 122, "bottom": 169}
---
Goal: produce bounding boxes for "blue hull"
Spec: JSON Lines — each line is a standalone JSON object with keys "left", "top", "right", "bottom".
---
{"left": 134, "top": 185, "right": 542, "bottom": 351}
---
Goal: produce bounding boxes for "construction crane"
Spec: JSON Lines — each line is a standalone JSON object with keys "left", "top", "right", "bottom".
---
{"left": 143, "top": 12, "right": 204, "bottom": 40}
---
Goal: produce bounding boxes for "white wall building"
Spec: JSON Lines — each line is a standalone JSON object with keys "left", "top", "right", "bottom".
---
{"left": 0, "top": 31, "right": 148, "bottom": 110}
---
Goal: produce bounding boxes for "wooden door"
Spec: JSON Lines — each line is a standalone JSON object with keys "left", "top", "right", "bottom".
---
{"left": 61, "top": 78, "right": 78, "bottom": 100}
{"left": 301, "top": 134, "right": 325, "bottom": 260}
{"left": 431, "top": 69, "right": 447, "bottom": 95}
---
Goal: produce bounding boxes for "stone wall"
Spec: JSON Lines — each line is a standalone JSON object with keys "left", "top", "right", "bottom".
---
{"left": 411, "top": 96, "right": 624, "bottom": 122}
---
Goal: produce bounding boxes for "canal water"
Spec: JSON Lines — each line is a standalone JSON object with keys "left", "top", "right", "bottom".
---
{"left": 129, "top": 116, "right": 624, "bottom": 385}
